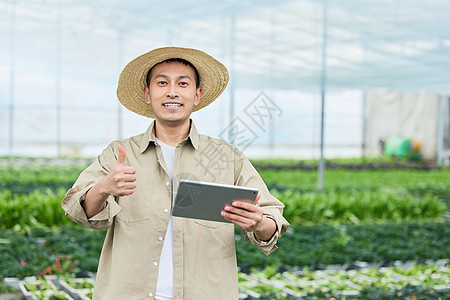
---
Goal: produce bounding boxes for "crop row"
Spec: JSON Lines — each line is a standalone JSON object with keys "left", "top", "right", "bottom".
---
{"left": 3, "top": 263, "right": 449, "bottom": 300}
{"left": 250, "top": 156, "right": 442, "bottom": 170}
{"left": 260, "top": 168, "right": 449, "bottom": 194}
{"left": 0, "top": 163, "right": 85, "bottom": 186}
{"left": 1, "top": 160, "right": 448, "bottom": 224}
{"left": 236, "top": 222, "right": 450, "bottom": 270}
{"left": 272, "top": 188, "right": 446, "bottom": 225}
{"left": 4, "top": 276, "right": 93, "bottom": 300}
{"left": 0, "top": 187, "right": 446, "bottom": 230}
{"left": 237, "top": 264, "right": 449, "bottom": 299}
{"left": 1, "top": 222, "right": 449, "bottom": 281}
{"left": 1, "top": 160, "right": 449, "bottom": 194}
{"left": 0, "top": 228, "right": 103, "bottom": 280}
{"left": 0, "top": 189, "right": 71, "bottom": 230}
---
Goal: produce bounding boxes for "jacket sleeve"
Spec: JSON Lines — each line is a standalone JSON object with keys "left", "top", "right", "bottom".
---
{"left": 61, "top": 143, "right": 122, "bottom": 229}
{"left": 233, "top": 148, "right": 290, "bottom": 256}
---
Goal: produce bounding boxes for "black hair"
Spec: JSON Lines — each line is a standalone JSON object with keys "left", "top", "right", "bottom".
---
{"left": 146, "top": 58, "right": 200, "bottom": 88}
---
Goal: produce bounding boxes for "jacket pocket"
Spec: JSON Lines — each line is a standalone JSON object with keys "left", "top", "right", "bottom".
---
{"left": 115, "top": 188, "right": 154, "bottom": 223}
{"left": 194, "top": 219, "right": 229, "bottom": 229}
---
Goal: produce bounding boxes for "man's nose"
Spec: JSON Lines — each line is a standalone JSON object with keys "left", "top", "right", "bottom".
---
{"left": 166, "top": 85, "right": 178, "bottom": 98}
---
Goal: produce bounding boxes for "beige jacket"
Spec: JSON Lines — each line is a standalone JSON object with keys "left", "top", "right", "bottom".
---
{"left": 62, "top": 121, "right": 289, "bottom": 300}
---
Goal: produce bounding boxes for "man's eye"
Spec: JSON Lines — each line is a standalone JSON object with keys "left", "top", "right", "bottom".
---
{"left": 158, "top": 81, "right": 167, "bottom": 85}
{"left": 179, "top": 82, "right": 188, "bottom": 86}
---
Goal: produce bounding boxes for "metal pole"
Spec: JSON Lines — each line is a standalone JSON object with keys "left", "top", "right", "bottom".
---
{"left": 8, "top": 0, "right": 16, "bottom": 155}
{"left": 318, "top": 0, "right": 328, "bottom": 190}
{"left": 269, "top": 9, "right": 276, "bottom": 157}
{"left": 228, "top": 14, "right": 236, "bottom": 143}
{"left": 117, "top": 33, "right": 124, "bottom": 139}
{"left": 56, "top": 0, "right": 62, "bottom": 156}
{"left": 361, "top": 43, "right": 368, "bottom": 159}
{"left": 219, "top": 18, "right": 226, "bottom": 129}
{"left": 361, "top": 91, "right": 367, "bottom": 157}
{"left": 436, "top": 95, "right": 445, "bottom": 164}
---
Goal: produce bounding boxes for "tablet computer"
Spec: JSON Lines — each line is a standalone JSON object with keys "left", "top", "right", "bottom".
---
{"left": 172, "top": 179, "right": 258, "bottom": 223}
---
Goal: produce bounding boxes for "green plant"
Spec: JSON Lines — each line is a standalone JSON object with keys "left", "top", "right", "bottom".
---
{"left": 0, "top": 234, "right": 53, "bottom": 279}
{"left": 65, "top": 277, "right": 94, "bottom": 289}
{"left": 32, "top": 289, "right": 69, "bottom": 300}
{"left": 359, "top": 284, "right": 450, "bottom": 300}
{"left": 0, "top": 163, "right": 86, "bottom": 195}
{"left": 259, "top": 168, "right": 450, "bottom": 195}
{"left": 23, "top": 277, "right": 56, "bottom": 292}
{"left": 273, "top": 188, "right": 446, "bottom": 225}
{"left": 236, "top": 222, "right": 450, "bottom": 270}
{"left": 0, "top": 188, "right": 76, "bottom": 230}
{"left": 241, "top": 264, "right": 450, "bottom": 299}
{"left": 0, "top": 281, "right": 19, "bottom": 294}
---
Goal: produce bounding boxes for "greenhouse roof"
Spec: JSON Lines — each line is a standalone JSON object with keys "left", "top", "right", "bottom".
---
{"left": 1, "top": 0, "right": 450, "bottom": 94}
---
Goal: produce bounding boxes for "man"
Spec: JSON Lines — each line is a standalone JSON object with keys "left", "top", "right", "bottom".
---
{"left": 62, "top": 46, "right": 289, "bottom": 300}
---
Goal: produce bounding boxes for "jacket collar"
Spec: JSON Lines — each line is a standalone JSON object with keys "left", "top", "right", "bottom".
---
{"left": 140, "top": 119, "right": 199, "bottom": 153}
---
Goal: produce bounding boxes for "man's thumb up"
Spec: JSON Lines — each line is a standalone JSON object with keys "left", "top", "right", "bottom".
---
{"left": 117, "top": 144, "right": 126, "bottom": 165}
{"left": 105, "top": 144, "right": 136, "bottom": 197}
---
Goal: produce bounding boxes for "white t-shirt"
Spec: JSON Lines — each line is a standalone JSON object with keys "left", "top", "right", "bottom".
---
{"left": 155, "top": 138, "right": 175, "bottom": 300}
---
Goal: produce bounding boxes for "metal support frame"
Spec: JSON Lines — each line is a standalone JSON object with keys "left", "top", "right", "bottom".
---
{"left": 56, "top": 0, "right": 62, "bottom": 156}
{"left": 117, "top": 33, "right": 124, "bottom": 140}
{"left": 228, "top": 14, "right": 236, "bottom": 143}
{"left": 318, "top": 0, "right": 328, "bottom": 190}
{"left": 8, "top": 0, "right": 16, "bottom": 155}
{"left": 361, "top": 91, "right": 367, "bottom": 156}
{"left": 268, "top": 9, "right": 276, "bottom": 157}
{"left": 436, "top": 95, "right": 448, "bottom": 164}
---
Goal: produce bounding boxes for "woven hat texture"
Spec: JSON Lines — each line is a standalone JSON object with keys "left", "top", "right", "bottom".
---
{"left": 117, "top": 46, "right": 229, "bottom": 118}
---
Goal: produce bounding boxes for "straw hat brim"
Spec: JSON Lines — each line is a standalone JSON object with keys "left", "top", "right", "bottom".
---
{"left": 117, "top": 46, "right": 229, "bottom": 118}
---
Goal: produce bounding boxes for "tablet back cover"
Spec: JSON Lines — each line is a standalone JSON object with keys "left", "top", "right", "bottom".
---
{"left": 172, "top": 180, "right": 258, "bottom": 223}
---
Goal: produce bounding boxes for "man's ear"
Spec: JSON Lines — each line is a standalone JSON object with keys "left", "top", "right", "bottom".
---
{"left": 144, "top": 86, "right": 151, "bottom": 104}
{"left": 194, "top": 88, "right": 202, "bottom": 106}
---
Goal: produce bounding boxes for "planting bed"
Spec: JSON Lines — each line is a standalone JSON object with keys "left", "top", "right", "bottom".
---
{"left": 238, "top": 262, "right": 450, "bottom": 299}
{"left": 18, "top": 276, "right": 74, "bottom": 300}
{"left": 1, "top": 223, "right": 448, "bottom": 280}
{"left": 3, "top": 263, "right": 449, "bottom": 300}
{"left": 55, "top": 277, "right": 93, "bottom": 300}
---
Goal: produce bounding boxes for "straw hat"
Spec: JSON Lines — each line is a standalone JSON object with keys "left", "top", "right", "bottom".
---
{"left": 117, "top": 46, "right": 229, "bottom": 118}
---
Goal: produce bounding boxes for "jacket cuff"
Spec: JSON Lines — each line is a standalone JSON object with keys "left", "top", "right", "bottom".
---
{"left": 63, "top": 186, "right": 121, "bottom": 229}
{"left": 243, "top": 214, "right": 279, "bottom": 256}
{"left": 244, "top": 230, "right": 279, "bottom": 256}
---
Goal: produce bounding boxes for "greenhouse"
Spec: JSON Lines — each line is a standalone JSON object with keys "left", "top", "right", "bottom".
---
{"left": 0, "top": 0, "right": 449, "bottom": 299}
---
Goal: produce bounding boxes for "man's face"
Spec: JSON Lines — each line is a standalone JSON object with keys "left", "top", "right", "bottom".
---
{"left": 144, "top": 61, "right": 202, "bottom": 126}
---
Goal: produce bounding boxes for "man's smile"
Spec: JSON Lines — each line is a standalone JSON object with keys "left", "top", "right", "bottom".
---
{"left": 163, "top": 103, "right": 183, "bottom": 108}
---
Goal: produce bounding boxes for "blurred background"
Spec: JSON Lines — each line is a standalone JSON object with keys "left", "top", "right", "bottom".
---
{"left": 1, "top": 1, "right": 450, "bottom": 298}
{"left": 1, "top": 0, "right": 449, "bottom": 162}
